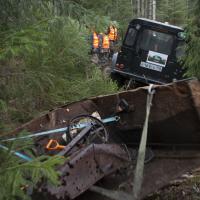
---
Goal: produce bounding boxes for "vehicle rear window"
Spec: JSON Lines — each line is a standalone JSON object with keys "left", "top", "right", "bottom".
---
{"left": 124, "top": 27, "right": 137, "bottom": 46}
{"left": 137, "top": 29, "right": 174, "bottom": 55}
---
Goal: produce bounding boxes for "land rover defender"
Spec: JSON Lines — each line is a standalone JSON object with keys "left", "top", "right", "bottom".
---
{"left": 111, "top": 18, "right": 186, "bottom": 86}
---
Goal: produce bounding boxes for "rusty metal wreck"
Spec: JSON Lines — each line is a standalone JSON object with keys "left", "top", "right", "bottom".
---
{"left": 4, "top": 79, "right": 200, "bottom": 200}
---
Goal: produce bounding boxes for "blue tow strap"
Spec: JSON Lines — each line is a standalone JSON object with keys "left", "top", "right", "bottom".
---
{"left": 0, "top": 144, "right": 33, "bottom": 161}
{"left": 1, "top": 116, "right": 120, "bottom": 142}
{"left": 0, "top": 116, "right": 120, "bottom": 161}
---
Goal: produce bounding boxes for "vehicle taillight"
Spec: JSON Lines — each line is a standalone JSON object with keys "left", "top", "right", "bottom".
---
{"left": 119, "top": 64, "right": 124, "bottom": 69}
{"left": 116, "top": 63, "right": 124, "bottom": 70}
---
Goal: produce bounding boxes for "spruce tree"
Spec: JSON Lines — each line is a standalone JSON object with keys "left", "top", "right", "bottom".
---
{"left": 184, "top": 0, "right": 200, "bottom": 78}
{"left": 0, "top": 137, "right": 63, "bottom": 200}
{"left": 157, "top": 0, "right": 187, "bottom": 26}
{"left": 0, "top": 1, "right": 119, "bottom": 198}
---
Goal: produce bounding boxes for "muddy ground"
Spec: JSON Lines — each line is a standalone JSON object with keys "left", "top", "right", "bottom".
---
{"left": 76, "top": 149, "right": 200, "bottom": 200}
{"left": 145, "top": 172, "right": 200, "bottom": 200}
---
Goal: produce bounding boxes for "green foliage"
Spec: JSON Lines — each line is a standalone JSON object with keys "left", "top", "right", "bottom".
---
{"left": 0, "top": 1, "right": 120, "bottom": 199}
{"left": 184, "top": 0, "right": 200, "bottom": 78}
{"left": 0, "top": 16, "right": 118, "bottom": 123}
{"left": 64, "top": 67, "right": 118, "bottom": 102}
{"left": 78, "top": 0, "right": 133, "bottom": 36}
{"left": 157, "top": 0, "right": 188, "bottom": 26}
{"left": 0, "top": 137, "right": 63, "bottom": 200}
{"left": 0, "top": 0, "right": 121, "bottom": 124}
{"left": 0, "top": 156, "right": 63, "bottom": 200}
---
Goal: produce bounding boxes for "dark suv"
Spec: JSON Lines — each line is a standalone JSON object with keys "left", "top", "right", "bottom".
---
{"left": 111, "top": 18, "right": 186, "bottom": 85}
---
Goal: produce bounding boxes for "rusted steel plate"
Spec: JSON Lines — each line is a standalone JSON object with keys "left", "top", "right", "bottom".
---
{"left": 3, "top": 80, "right": 200, "bottom": 200}
{"left": 7, "top": 80, "right": 200, "bottom": 145}
{"left": 74, "top": 150, "right": 200, "bottom": 200}
{"left": 37, "top": 144, "right": 130, "bottom": 199}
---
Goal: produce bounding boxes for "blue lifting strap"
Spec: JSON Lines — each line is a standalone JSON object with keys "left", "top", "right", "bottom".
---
{"left": 1, "top": 116, "right": 120, "bottom": 142}
{"left": 0, "top": 144, "right": 33, "bottom": 161}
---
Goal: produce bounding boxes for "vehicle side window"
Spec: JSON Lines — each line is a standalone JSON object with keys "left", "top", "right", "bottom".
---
{"left": 124, "top": 28, "right": 136, "bottom": 46}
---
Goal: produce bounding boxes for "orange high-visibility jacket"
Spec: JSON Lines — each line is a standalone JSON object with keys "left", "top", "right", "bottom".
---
{"left": 93, "top": 32, "right": 99, "bottom": 48}
{"left": 108, "top": 26, "right": 117, "bottom": 41}
{"left": 102, "top": 35, "right": 110, "bottom": 49}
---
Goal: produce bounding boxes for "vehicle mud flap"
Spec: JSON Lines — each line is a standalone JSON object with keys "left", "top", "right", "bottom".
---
{"left": 37, "top": 144, "right": 130, "bottom": 200}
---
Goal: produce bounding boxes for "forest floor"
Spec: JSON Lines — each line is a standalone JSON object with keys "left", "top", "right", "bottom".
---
{"left": 145, "top": 173, "right": 200, "bottom": 200}
{"left": 77, "top": 149, "right": 200, "bottom": 200}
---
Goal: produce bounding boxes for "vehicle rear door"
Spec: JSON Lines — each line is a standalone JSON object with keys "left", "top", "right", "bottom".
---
{"left": 130, "top": 27, "right": 176, "bottom": 83}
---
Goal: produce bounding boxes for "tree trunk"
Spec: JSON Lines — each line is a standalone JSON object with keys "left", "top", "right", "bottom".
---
{"left": 144, "top": 0, "right": 148, "bottom": 18}
{"left": 136, "top": 0, "right": 140, "bottom": 17}
{"left": 153, "top": 0, "right": 156, "bottom": 20}
{"left": 148, "top": 0, "right": 153, "bottom": 19}
{"left": 141, "top": 0, "right": 145, "bottom": 17}
{"left": 132, "top": 0, "right": 137, "bottom": 18}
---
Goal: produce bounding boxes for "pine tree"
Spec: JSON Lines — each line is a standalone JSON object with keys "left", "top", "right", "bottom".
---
{"left": 157, "top": 0, "right": 187, "bottom": 25}
{"left": 0, "top": 137, "right": 63, "bottom": 200}
{"left": 184, "top": 0, "right": 200, "bottom": 78}
{"left": 0, "top": 2, "right": 119, "bottom": 198}
{"left": 0, "top": 0, "right": 119, "bottom": 124}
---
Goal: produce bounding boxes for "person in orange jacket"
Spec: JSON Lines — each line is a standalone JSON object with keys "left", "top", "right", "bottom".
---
{"left": 91, "top": 31, "right": 99, "bottom": 54}
{"left": 108, "top": 25, "right": 118, "bottom": 57}
{"left": 98, "top": 32, "right": 110, "bottom": 63}
{"left": 102, "top": 34, "right": 110, "bottom": 50}
{"left": 108, "top": 25, "right": 118, "bottom": 42}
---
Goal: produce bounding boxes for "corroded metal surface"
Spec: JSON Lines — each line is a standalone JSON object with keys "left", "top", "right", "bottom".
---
{"left": 35, "top": 144, "right": 129, "bottom": 199}
{"left": 5, "top": 79, "right": 200, "bottom": 199}
{"left": 77, "top": 150, "right": 200, "bottom": 200}
{"left": 8, "top": 80, "right": 200, "bottom": 145}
